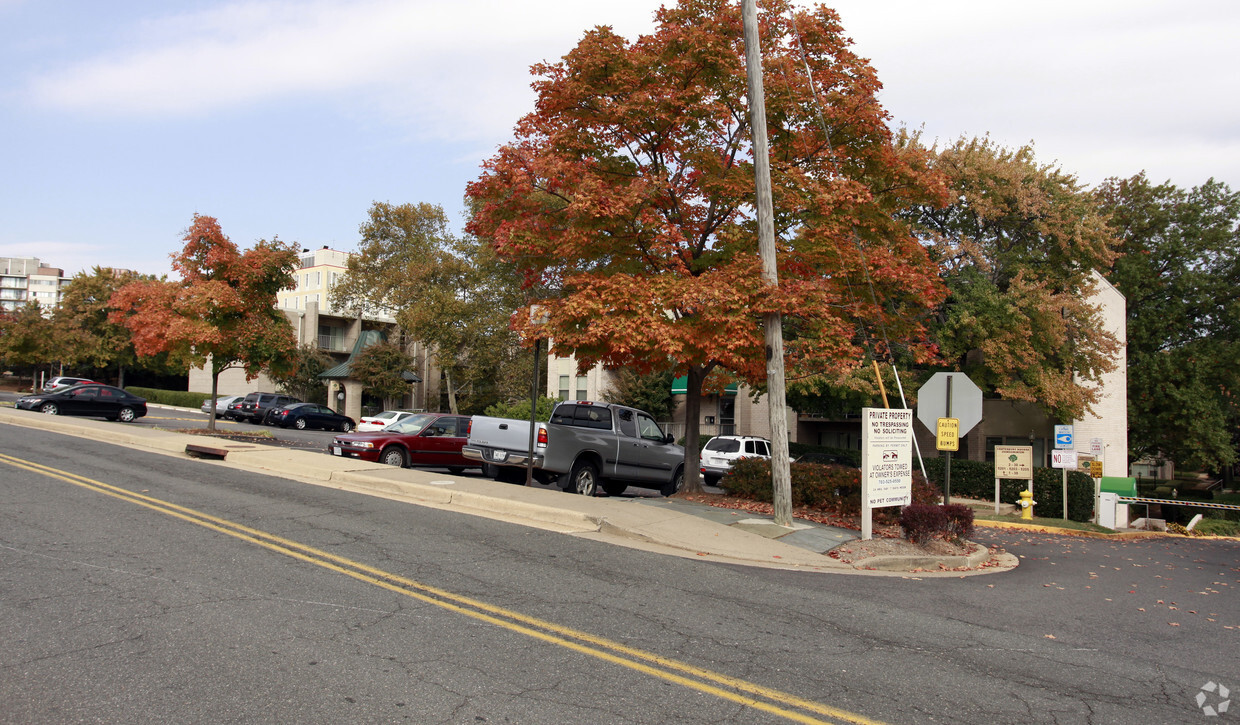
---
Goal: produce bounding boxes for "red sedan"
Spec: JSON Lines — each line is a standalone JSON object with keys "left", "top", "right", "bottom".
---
{"left": 328, "top": 412, "right": 477, "bottom": 472}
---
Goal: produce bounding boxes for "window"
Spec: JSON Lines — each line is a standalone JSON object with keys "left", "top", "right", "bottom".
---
{"left": 558, "top": 375, "right": 570, "bottom": 400}
{"left": 637, "top": 414, "right": 664, "bottom": 441}
{"left": 575, "top": 376, "right": 588, "bottom": 400}
{"left": 617, "top": 409, "right": 637, "bottom": 437}
{"left": 705, "top": 438, "right": 740, "bottom": 453}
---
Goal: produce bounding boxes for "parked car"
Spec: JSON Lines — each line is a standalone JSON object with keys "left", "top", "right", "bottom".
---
{"left": 268, "top": 403, "right": 355, "bottom": 432}
{"left": 201, "top": 394, "right": 243, "bottom": 416}
{"left": 223, "top": 398, "right": 246, "bottom": 420}
{"left": 463, "top": 401, "right": 683, "bottom": 496}
{"left": 356, "top": 409, "right": 419, "bottom": 432}
{"left": 42, "top": 376, "right": 94, "bottom": 393}
{"left": 17, "top": 384, "right": 147, "bottom": 422}
{"left": 236, "top": 392, "right": 300, "bottom": 424}
{"left": 329, "top": 413, "right": 475, "bottom": 472}
{"left": 700, "top": 435, "right": 771, "bottom": 486}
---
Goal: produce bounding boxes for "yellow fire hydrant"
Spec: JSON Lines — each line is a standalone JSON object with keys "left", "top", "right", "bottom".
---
{"left": 1017, "top": 489, "right": 1036, "bottom": 520}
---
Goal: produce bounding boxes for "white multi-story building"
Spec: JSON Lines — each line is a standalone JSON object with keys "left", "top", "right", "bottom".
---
{"left": 0, "top": 257, "right": 70, "bottom": 312}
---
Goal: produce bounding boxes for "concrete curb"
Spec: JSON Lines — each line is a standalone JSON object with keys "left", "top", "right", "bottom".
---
{"left": 851, "top": 540, "right": 995, "bottom": 572}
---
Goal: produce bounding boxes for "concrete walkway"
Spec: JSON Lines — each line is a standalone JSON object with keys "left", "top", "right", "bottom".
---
{"left": 0, "top": 405, "right": 1014, "bottom": 576}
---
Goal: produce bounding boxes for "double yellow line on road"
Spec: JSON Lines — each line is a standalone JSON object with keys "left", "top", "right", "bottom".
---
{"left": 0, "top": 452, "right": 886, "bottom": 725}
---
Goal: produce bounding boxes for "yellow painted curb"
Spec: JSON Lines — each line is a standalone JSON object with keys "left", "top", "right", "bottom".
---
{"left": 974, "top": 519, "right": 1161, "bottom": 539}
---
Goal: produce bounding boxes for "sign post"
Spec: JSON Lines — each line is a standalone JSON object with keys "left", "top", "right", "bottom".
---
{"left": 916, "top": 372, "right": 983, "bottom": 506}
{"left": 994, "top": 445, "right": 1033, "bottom": 513}
{"left": 1051, "top": 445, "right": 1077, "bottom": 520}
{"left": 860, "top": 408, "right": 914, "bottom": 540}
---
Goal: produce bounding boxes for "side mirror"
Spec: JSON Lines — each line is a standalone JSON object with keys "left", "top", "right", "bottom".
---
{"left": 664, "top": 434, "right": 675, "bottom": 445}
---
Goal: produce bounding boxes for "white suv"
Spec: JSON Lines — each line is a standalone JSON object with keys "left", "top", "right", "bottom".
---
{"left": 700, "top": 435, "right": 771, "bottom": 485}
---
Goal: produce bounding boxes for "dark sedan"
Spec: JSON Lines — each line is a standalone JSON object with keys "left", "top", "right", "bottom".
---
{"left": 328, "top": 412, "right": 475, "bottom": 472}
{"left": 17, "top": 384, "right": 147, "bottom": 422}
{"left": 268, "top": 403, "right": 355, "bottom": 432}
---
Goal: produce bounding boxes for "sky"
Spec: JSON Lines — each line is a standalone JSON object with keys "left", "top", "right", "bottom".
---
{"left": 2, "top": 0, "right": 1237, "bottom": 279}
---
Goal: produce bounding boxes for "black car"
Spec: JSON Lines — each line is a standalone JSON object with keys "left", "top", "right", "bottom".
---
{"left": 237, "top": 392, "right": 300, "bottom": 424}
{"left": 268, "top": 403, "right": 355, "bottom": 432}
{"left": 17, "top": 384, "right": 147, "bottom": 422}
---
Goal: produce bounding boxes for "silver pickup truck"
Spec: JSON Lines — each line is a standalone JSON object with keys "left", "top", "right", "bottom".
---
{"left": 462, "top": 401, "right": 685, "bottom": 497}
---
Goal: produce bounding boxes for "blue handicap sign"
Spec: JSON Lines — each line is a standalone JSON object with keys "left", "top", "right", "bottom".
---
{"left": 1054, "top": 425, "right": 1073, "bottom": 449}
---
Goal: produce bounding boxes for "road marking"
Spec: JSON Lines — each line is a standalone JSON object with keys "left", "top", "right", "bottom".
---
{"left": 0, "top": 452, "right": 885, "bottom": 725}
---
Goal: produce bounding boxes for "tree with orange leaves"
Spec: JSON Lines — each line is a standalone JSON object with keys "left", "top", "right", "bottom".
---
{"left": 468, "top": 0, "right": 948, "bottom": 492}
{"left": 109, "top": 214, "right": 299, "bottom": 431}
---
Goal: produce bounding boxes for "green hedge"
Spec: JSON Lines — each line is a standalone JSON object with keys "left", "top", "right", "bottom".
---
{"left": 720, "top": 457, "right": 939, "bottom": 522}
{"left": 125, "top": 387, "right": 214, "bottom": 408}
{"left": 920, "top": 456, "right": 1095, "bottom": 522}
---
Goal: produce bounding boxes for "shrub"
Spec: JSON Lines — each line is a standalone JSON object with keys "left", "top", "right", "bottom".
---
{"left": 900, "top": 504, "right": 949, "bottom": 545}
{"left": 124, "top": 386, "right": 213, "bottom": 408}
{"left": 720, "top": 457, "right": 938, "bottom": 520}
{"left": 941, "top": 504, "right": 975, "bottom": 543}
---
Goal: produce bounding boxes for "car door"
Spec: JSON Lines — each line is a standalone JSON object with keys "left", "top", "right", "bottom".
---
{"left": 612, "top": 408, "right": 647, "bottom": 481}
{"left": 63, "top": 385, "right": 101, "bottom": 415}
{"left": 412, "top": 415, "right": 460, "bottom": 466}
{"left": 625, "top": 411, "right": 679, "bottom": 483}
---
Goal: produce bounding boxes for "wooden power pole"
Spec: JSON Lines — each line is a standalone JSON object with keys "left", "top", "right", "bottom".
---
{"left": 741, "top": 0, "right": 793, "bottom": 527}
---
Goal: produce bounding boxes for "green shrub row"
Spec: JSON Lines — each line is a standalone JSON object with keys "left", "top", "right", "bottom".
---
{"left": 720, "top": 457, "right": 939, "bottom": 522}
{"left": 125, "top": 387, "right": 214, "bottom": 408}
{"left": 919, "top": 456, "right": 1095, "bottom": 522}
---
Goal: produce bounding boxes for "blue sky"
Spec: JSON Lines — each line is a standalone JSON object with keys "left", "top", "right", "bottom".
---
{"left": 2, "top": 0, "right": 1237, "bottom": 278}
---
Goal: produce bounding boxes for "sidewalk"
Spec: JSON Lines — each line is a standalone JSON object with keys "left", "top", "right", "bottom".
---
{"left": 0, "top": 405, "right": 1015, "bottom": 576}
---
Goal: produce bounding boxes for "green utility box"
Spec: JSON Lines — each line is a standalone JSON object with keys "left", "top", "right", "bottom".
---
{"left": 1099, "top": 476, "right": 1138, "bottom": 497}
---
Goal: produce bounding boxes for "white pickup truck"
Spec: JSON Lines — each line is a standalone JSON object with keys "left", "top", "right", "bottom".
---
{"left": 462, "top": 401, "right": 685, "bottom": 496}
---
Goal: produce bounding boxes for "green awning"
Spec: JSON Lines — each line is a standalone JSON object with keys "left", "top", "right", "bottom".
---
{"left": 317, "top": 329, "right": 421, "bottom": 383}
{"left": 671, "top": 376, "right": 738, "bottom": 395}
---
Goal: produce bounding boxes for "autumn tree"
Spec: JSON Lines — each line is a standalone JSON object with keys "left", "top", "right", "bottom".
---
{"left": 904, "top": 136, "right": 1121, "bottom": 421}
{"left": 109, "top": 214, "right": 299, "bottom": 431}
{"left": 0, "top": 301, "right": 55, "bottom": 388}
{"left": 333, "top": 202, "right": 526, "bottom": 414}
{"left": 467, "top": 0, "right": 948, "bottom": 493}
{"left": 52, "top": 266, "right": 157, "bottom": 387}
{"left": 348, "top": 339, "right": 419, "bottom": 409}
{"left": 1096, "top": 174, "right": 1240, "bottom": 471}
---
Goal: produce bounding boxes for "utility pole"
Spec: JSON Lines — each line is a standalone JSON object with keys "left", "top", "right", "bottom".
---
{"left": 742, "top": 0, "right": 792, "bottom": 527}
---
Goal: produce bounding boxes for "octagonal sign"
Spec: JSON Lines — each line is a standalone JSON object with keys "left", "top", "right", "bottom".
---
{"left": 916, "top": 372, "right": 983, "bottom": 436}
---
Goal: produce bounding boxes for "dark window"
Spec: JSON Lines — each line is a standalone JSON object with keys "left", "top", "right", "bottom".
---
{"left": 574, "top": 406, "right": 612, "bottom": 430}
{"left": 550, "top": 405, "right": 576, "bottom": 426}
{"left": 617, "top": 409, "right": 637, "bottom": 437}
{"left": 705, "top": 438, "right": 740, "bottom": 453}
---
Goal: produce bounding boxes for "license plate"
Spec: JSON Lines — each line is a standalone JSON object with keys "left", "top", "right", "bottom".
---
{"left": 331, "top": 446, "right": 342, "bottom": 456}
{"left": 490, "top": 450, "right": 507, "bottom": 462}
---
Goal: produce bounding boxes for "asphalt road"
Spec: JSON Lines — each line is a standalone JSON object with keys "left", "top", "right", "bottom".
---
{"left": 2, "top": 421, "right": 1237, "bottom": 724}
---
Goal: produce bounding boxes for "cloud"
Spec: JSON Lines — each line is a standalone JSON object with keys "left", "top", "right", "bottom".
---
{"left": 25, "top": 0, "right": 664, "bottom": 141}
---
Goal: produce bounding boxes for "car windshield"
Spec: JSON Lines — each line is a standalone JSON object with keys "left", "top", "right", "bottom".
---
{"left": 385, "top": 413, "right": 436, "bottom": 435}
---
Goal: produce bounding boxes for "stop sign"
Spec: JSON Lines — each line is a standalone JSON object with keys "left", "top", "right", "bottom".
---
{"left": 916, "top": 372, "right": 983, "bottom": 435}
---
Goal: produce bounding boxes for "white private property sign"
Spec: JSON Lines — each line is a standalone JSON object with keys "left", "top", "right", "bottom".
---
{"left": 861, "top": 407, "right": 913, "bottom": 540}
{"left": 994, "top": 445, "right": 1034, "bottom": 513}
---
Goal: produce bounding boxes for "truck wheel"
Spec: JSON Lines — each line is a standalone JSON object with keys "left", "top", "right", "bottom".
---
{"left": 602, "top": 481, "right": 628, "bottom": 497}
{"left": 660, "top": 468, "right": 685, "bottom": 497}
{"left": 566, "top": 461, "right": 599, "bottom": 496}
{"left": 482, "top": 463, "right": 501, "bottom": 480}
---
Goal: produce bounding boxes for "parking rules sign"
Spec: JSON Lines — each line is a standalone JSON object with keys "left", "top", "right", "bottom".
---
{"left": 861, "top": 408, "right": 913, "bottom": 508}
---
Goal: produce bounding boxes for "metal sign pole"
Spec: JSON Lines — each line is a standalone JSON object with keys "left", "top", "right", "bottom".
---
{"left": 943, "top": 376, "right": 953, "bottom": 506}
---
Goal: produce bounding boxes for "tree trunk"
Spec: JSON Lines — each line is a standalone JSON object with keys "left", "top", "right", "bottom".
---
{"left": 117, "top": 363, "right": 126, "bottom": 389}
{"left": 678, "top": 365, "right": 710, "bottom": 495}
{"left": 444, "top": 365, "right": 458, "bottom": 414}
{"left": 207, "top": 359, "right": 220, "bottom": 432}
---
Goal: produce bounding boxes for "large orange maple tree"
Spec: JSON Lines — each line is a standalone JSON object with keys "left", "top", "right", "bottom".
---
{"left": 467, "top": 0, "right": 948, "bottom": 491}
{"left": 108, "top": 214, "right": 299, "bottom": 430}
